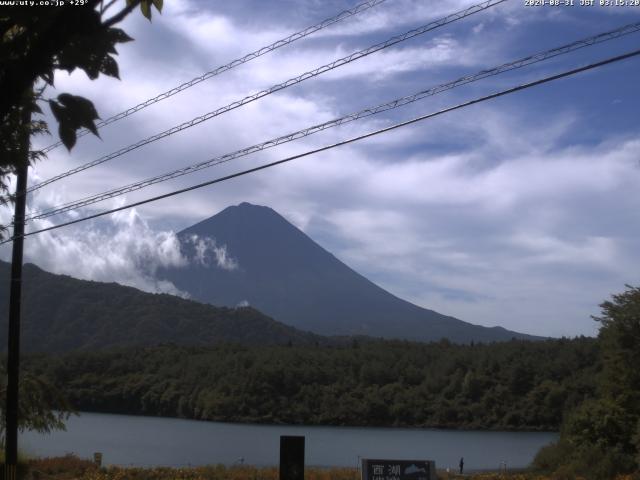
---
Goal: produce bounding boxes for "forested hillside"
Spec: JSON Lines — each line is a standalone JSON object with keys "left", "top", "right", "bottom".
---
{"left": 0, "top": 261, "right": 324, "bottom": 351}
{"left": 25, "top": 337, "right": 598, "bottom": 431}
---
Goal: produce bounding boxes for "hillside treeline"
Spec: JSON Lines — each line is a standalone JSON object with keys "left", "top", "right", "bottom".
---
{"left": 0, "top": 262, "right": 325, "bottom": 352}
{"left": 25, "top": 337, "right": 598, "bottom": 431}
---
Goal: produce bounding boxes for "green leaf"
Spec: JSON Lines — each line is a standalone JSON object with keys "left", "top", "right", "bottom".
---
{"left": 108, "top": 28, "right": 134, "bottom": 44}
{"left": 48, "top": 99, "right": 65, "bottom": 123}
{"left": 49, "top": 99, "right": 77, "bottom": 150}
{"left": 49, "top": 94, "right": 100, "bottom": 150}
{"left": 100, "top": 55, "right": 120, "bottom": 79}
{"left": 56, "top": 19, "right": 128, "bottom": 81}
{"left": 141, "top": 1, "right": 152, "bottom": 20}
{"left": 152, "top": 0, "right": 163, "bottom": 12}
{"left": 57, "top": 94, "right": 100, "bottom": 135}
{"left": 60, "top": 122, "right": 77, "bottom": 150}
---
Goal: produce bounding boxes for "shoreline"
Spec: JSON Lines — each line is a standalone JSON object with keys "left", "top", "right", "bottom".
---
{"left": 68, "top": 409, "right": 561, "bottom": 434}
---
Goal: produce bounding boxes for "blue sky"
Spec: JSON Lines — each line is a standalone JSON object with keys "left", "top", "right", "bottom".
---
{"left": 1, "top": 0, "right": 639, "bottom": 337}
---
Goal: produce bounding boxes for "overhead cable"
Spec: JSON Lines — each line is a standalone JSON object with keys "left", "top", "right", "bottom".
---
{"left": 40, "top": 0, "right": 390, "bottom": 154}
{"left": 24, "top": 0, "right": 507, "bottom": 195}
{"left": 3, "top": 48, "right": 637, "bottom": 245}
{"left": 24, "top": 21, "right": 640, "bottom": 222}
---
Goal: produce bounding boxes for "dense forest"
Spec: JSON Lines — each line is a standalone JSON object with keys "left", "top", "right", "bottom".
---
{"left": 25, "top": 337, "right": 598, "bottom": 431}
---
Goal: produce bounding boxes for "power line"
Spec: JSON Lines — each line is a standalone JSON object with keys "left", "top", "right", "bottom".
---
{"left": 3, "top": 48, "right": 637, "bottom": 245}
{"left": 39, "top": 0, "right": 390, "bottom": 154}
{"left": 24, "top": 21, "right": 640, "bottom": 223}
{"left": 23, "top": 0, "right": 506, "bottom": 195}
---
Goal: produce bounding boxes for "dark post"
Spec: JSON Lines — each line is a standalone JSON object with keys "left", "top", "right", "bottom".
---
{"left": 4, "top": 107, "right": 30, "bottom": 480}
{"left": 279, "top": 435, "right": 305, "bottom": 480}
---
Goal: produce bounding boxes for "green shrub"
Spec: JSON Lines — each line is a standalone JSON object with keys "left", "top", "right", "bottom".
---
{"left": 534, "top": 440, "right": 636, "bottom": 480}
{"left": 532, "top": 440, "right": 572, "bottom": 473}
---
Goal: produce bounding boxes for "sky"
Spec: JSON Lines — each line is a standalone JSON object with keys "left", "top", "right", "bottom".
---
{"left": 1, "top": 0, "right": 639, "bottom": 337}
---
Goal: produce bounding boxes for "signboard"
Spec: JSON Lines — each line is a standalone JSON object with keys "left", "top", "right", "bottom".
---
{"left": 361, "top": 459, "right": 436, "bottom": 480}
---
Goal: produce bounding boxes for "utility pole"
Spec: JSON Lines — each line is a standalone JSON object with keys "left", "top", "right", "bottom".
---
{"left": 4, "top": 106, "right": 30, "bottom": 480}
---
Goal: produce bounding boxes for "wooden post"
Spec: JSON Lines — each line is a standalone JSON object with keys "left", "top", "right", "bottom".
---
{"left": 279, "top": 436, "right": 304, "bottom": 480}
{"left": 4, "top": 106, "right": 30, "bottom": 480}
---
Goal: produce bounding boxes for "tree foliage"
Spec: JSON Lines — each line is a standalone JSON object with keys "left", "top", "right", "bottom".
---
{"left": 595, "top": 285, "right": 640, "bottom": 415}
{"left": 24, "top": 337, "right": 599, "bottom": 431}
{"left": 534, "top": 285, "right": 640, "bottom": 478}
{"left": 0, "top": 0, "right": 162, "bottom": 195}
{"left": 0, "top": 362, "right": 74, "bottom": 443}
{"left": 0, "top": 0, "right": 161, "bottom": 438}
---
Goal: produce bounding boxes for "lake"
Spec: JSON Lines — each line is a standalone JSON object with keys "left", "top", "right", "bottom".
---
{"left": 20, "top": 412, "right": 557, "bottom": 471}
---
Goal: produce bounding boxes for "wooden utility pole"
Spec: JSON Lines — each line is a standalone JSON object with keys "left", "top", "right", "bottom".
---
{"left": 4, "top": 106, "right": 30, "bottom": 480}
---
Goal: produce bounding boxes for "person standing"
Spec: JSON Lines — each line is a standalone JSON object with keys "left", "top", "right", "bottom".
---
{"left": 459, "top": 457, "right": 464, "bottom": 475}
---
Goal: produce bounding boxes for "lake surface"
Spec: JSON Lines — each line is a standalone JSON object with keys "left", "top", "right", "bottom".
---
{"left": 20, "top": 412, "right": 557, "bottom": 471}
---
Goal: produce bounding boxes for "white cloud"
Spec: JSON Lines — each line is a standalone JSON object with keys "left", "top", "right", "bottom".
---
{"left": 7, "top": 0, "right": 638, "bottom": 340}
{"left": 0, "top": 205, "right": 188, "bottom": 296}
{"left": 472, "top": 23, "right": 485, "bottom": 34}
{"left": 508, "top": 233, "right": 618, "bottom": 267}
{"left": 187, "top": 234, "right": 238, "bottom": 270}
{"left": 312, "top": 0, "right": 506, "bottom": 38}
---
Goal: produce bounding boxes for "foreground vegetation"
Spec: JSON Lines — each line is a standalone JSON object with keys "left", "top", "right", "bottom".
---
{"left": 4, "top": 454, "right": 640, "bottom": 480}
{"left": 529, "top": 286, "right": 640, "bottom": 479}
{"left": 23, "top": 336, "right": 599, "bottom": 431}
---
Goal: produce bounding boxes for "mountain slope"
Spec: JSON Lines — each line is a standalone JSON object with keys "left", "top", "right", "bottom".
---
{"left": 0, "top": 261, "right": 324, "bottom": 353}
{"left": 162, "top": 202, "right": 540, "bottom": 343}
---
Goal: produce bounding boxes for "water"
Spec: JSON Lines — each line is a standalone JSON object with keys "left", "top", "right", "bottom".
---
{"left": 20, "top": 412, "right": 557, "bottom": 471}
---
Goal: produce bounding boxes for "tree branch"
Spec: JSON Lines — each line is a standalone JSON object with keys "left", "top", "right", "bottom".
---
{"left": 103, "top": 0, "right": 141, "bottom": 28}
{"left": 100, "top": 0, "right": 120, "bottom": 16}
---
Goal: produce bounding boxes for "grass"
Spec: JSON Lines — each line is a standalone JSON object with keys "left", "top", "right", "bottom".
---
{"left": 6, "top": 455, "right": 639, "bottom": 480}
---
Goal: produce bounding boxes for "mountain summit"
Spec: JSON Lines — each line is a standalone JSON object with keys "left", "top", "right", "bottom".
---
{"left": 162, "top": 202, "right": 539, "bottom": 343}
